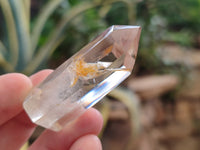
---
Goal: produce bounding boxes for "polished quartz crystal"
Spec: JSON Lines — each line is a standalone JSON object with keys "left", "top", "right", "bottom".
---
{"left": 23, "top": 25, "right": 141, "bottom": 131}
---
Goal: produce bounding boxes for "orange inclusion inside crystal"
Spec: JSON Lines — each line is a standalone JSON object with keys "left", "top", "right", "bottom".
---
{"left": 71, "top": 58, "right": 99, "bottom": 87}
{"left": 103, "top": 45, "right": 113, "bottom": 56}
{"left": 75, "top": 59, "right": 98, "bottom": 77}
{"left": 71, "top": 45, "right": 113, "bottom": 86}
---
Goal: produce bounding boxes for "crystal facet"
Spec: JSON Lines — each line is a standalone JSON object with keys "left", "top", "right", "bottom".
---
{"left": 23, "top": 25, "right": 141, "bottom": 131}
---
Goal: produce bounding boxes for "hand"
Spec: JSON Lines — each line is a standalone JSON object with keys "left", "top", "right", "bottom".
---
{"left": 0, "top": 70, "right": 103, "bottom": 150}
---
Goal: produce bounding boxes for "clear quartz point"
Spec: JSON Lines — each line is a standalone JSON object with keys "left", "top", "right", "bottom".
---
{"left": 23, "top": 25, "right": 141, "bottom": 131}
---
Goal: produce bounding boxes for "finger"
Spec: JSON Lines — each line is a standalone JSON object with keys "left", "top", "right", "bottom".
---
{"left": 0, "top": 73, "right": 32, "bottom": 125}
{"left": 30, "top": 69, "right": 53, "bottom": 86}
{"left": 70, "top": 135, "right": 102, "bottom": 150}
{"left": 0, "top": 110, "right": 35, "bottom": 150}
{"left": 28, "top": 108, "right": 103, "bottom": 150}
{"left": 0, "top": 70, "right": 53, "bottom": 150}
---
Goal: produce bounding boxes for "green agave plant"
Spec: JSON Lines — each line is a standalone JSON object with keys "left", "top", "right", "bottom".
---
{"left": 0, "top": 0, "right": 135, "bottom": 75}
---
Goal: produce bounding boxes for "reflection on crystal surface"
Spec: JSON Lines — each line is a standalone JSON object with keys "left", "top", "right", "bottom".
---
{"left": 23, "top": 25, "right": 141, "bottom": 131}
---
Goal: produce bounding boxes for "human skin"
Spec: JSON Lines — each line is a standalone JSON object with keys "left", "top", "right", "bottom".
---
{"left": 0, "top": 70, "right": 103, "bottom": 150}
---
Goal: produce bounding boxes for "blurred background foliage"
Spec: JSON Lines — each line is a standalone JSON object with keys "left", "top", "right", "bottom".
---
{"left": 36, "top": 0, "right": 200, "bottom": 76}
{"left": 1, "top": 0, "right": 200, "bottom": 150}
{"left": 0, "top": 0, "right": 199, "bottom": 74}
